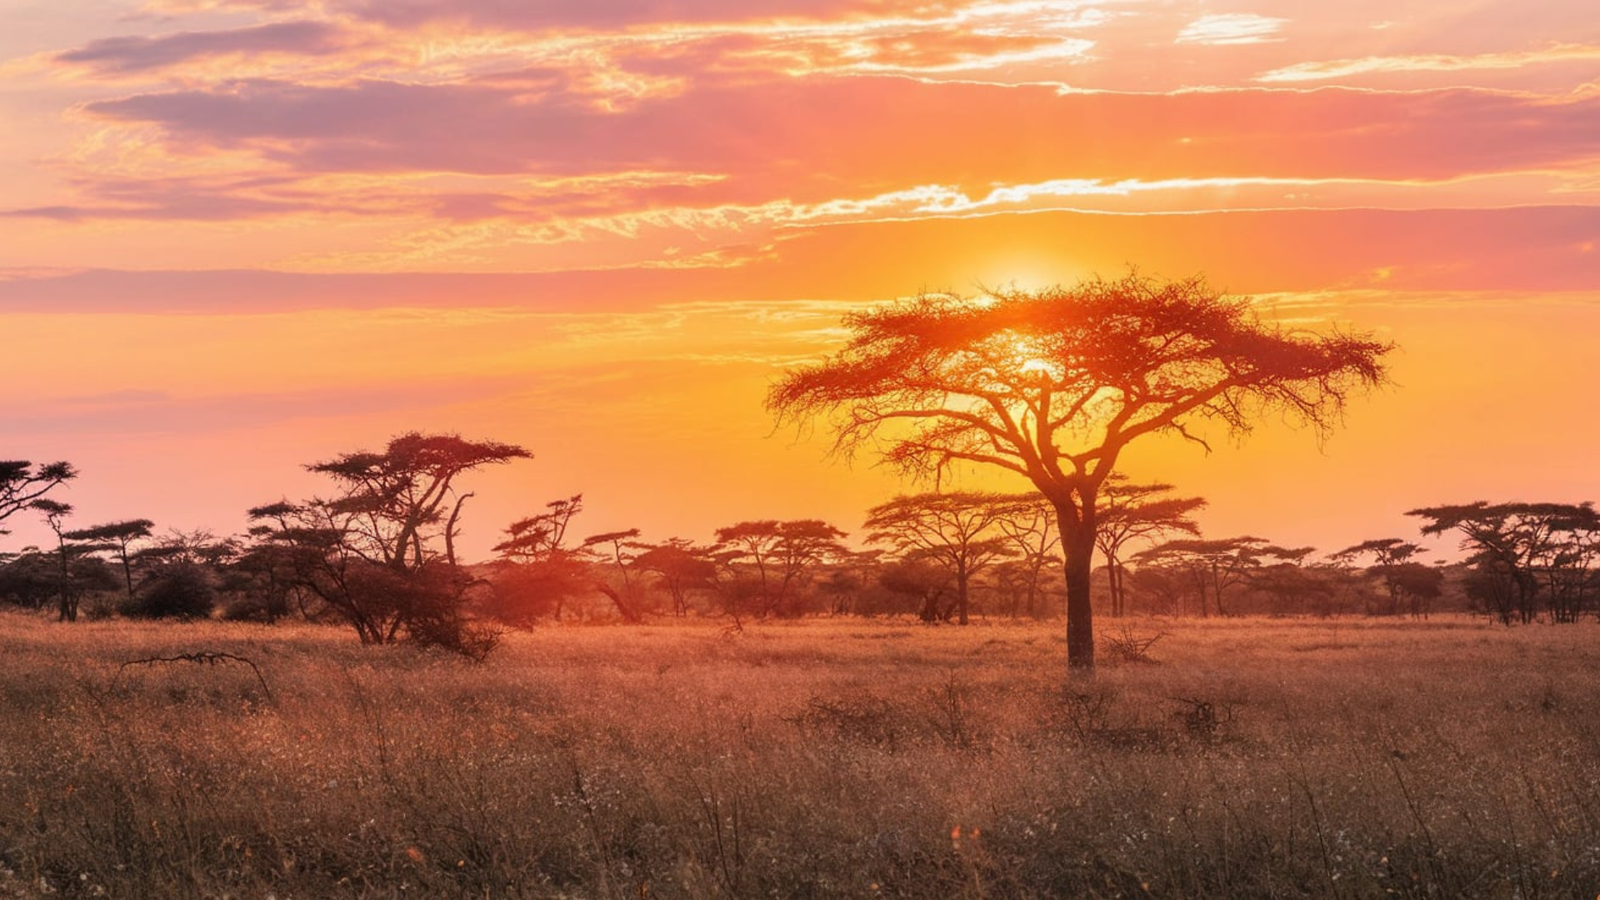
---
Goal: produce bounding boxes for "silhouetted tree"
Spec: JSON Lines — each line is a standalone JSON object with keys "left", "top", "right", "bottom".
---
{"left": 817, "top": 550, "right": 880, "bottom": 616}
{"left": 1387, "top": 563, "right": 1445, "bottom": 619}
{"left": 495, "top": 495, "right": 583, "bottom": 563}
{"left": 30, "top": 499, "right": 78, "bottom": 621}
{"left": 0, "top": 460, "right": 76, "bottom": 534}
{"left": 128, "top": 530, "right": 238, "bottom": 620}
{"left": 127, "top": 561, "right": 216, "bottom": 620}
{"left": 489, "top": 494, "right": 589, "bottom": 623}
{"left": 864, "top": 492, "right": 1019, "bottom": 625}
{"left": 250, "top": 433, "right": 529, "bottom": 656}
{"left": 714, "top": 519, "right": 847, "bottom": 618}
{"left": 1541, "top": 507, "right": 1600, "bottom": 623}
{"left": 1095, "top": 476, "right": 1205, "bottom": 617}
{"left": 1332, "top": 538, "right": 1434, "bottom": 617}
{"left": 989, "top": 494, "right": 1062, "bottom": 619}
{"left": 1134, "top": 536, "right": 1273, "bottom": 617}
{"left": 64, "top": 519, "right": 154, "bottom": 605}
{"left": 246, "top": 500, "right": 397, "bottom": 638}
{"left": 988, "top": 558, "right": 1063, "bottom": 619}
{"left": 1410, "top": 502, "right": 1600, "bottom": 624}
{"left": 584, "top": 529, "right": 646, "bottom": 622}
{"left": 1245, "top": 545, "right": 1330, "bottom": 615}
{"left": 0, "top": 550, "right": 66, "bottom": 611}
{"left": 769, "top": 272, "right": 1390, "bottom": 670}
{"left": 309, "top": 432, "right": 530, "bottom": 573}
{"left": 226, "top": 534, "right": 300, "bottom": 623}
{"left": 633, "top": 538, "right": 718, "bottom": 617}
{"left": 1126, "top": 562, "right": 1190, "bottom": 616}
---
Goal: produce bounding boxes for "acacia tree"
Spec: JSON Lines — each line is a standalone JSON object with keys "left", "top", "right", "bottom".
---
{"left": 864, "top": 492, "right": 1018, "bottom": 624}
{"left": 990, "top": 494, "right": 1062, "bottom": 619}
{"left": 1542, "top": 507, "right": 1600, "bottom": 623}
{"left": 309, "top": 432, "right": 530, "bottom": 572}
{"left": 30, "top": 499, "right": 78, "bottom": 621}
{"left": 584, "top": 528, "right": 645, "bottom": 622}
{"left": 252, "top": 433, "right": 530, "bottom": 655}
{"left": 714, "top": 519, "right": 847, "bottom": 618}
{"left": 63, "top": 519, "right": 154, "bottom": 605}
{"left": 495, "top": 495, "right": 584, "bottom": 564}
{"left": 1245, "top": 545, "right": 1333, "bottom": 615}
{"left": 769, "top": 273, "right": 1390, "bottom": 670}
{"left": 489, "top": 495, "right": 594, "bottom": 623}
{"left": 1332, "top": 538, "right": 1436, "bottom": 617}
{"left": 1095, "top": 476, "right": 1205, "bottom": 617}
{"left": 1410, "top": 502, "right": 1599, "bottom": 624}
{"left": 1134, "top": 536, "right": 1273, "bottom": 617}
{"left": 633, "top": 538, "right": 718, "bottom": 617}
{"left": 876, "top": 554, "right": 954, "bottom": 620}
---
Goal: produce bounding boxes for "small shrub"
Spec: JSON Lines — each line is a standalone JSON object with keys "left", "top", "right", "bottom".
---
{"left": 1103, "top": 624, "right": 1166, "bottom": 664}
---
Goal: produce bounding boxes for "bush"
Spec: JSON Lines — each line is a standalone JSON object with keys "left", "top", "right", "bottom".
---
{"left": 126, "top": 562, "right": 215, "bottom": 620}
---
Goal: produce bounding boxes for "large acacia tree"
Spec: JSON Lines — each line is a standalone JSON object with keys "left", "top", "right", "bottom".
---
{"left": 768, "top": 273, "right": 1390, "bottom": 670}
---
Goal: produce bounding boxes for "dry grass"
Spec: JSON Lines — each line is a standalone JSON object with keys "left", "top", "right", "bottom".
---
{"left": 2, "top": 612, "right": 1599, "bottom": 898}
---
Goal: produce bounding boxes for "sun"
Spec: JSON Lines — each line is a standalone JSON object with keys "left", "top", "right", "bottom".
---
{"left": 1000, "top": 331, "right": 1063, "bottom": 381}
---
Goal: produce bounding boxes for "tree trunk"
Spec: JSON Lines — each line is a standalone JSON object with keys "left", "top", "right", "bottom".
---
{"left": 120, "top": 546, "right": 135, "bottom": 604}
{"left": 596, "top": 582, "right": 642, "bottom": 623}
{"left": 1063, "top": 527, "right": 1096, "bottom": 672}
{"left": 54, "top": 536, "right": 75, "bottom": 622}
{"left": 1102, "top": 548, "right": 1120, "bottom": 617}
{"left": 955, "top": 566, "right": 970, "bottom": 625}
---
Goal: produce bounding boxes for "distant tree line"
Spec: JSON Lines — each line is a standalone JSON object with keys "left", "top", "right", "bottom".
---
{"left": 6, "top": 443, "right": 1600, "bottom": 659}
{"left": 3, "top": 275, "right": 1595, "bottom": 666}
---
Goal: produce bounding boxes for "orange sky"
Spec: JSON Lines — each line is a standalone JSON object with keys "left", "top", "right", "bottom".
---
{"left": 2, "top": 0, "right": 1597, "bottom": 562}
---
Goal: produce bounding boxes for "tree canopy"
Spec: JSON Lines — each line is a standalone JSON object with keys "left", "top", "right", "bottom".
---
{"left": 1, "top": 460, "right": 77, "bottom": 533}
{"left": 309, "top": 432, "right": 531, "bottom": 572}
{"left": 770, "top": 272, "right": 1391, "bottom": 669}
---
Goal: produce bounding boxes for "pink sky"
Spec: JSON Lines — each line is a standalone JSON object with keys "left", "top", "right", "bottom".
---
{"left": 2, "top": 0, "right": 1597, "bottom": 562}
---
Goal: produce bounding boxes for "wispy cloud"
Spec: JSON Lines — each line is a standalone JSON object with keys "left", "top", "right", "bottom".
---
{"left": 1175, "top": 13, "right": 1286, "bottom": 46}
{"left": 76, "top": 78, "right": 1600, "bottom": 187}
{"left": 1258, "top": 43, "right": 1600, "bottom": 82}
{"left": 54, "top": 21, "right": 351, "bottom": 75}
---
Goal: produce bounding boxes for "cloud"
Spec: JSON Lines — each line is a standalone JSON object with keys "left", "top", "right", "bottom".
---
{"left": 38, "top": 2, "right": 1113, "bottom": 91}
{"left": 1257, "top": 43, "right": 1600, "bottom": 83}
{"left": 1175, "top": 13, "right": 1286, "bottom": 46}
{"left": 54, "top": 21, "right": 350, "bottom": 75}
{"left": 325, "top": 0, "right": 950, "bottom": 31}
{"left": 79, "top": 77, "right": 1600, "bottom": 190}
{"left": 3, "top": 205, "right": 1597, "bottom": 316}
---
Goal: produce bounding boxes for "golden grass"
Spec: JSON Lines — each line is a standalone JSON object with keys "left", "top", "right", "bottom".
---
{"left": 2, "top": 612, "right": 1599, "bottom": 898}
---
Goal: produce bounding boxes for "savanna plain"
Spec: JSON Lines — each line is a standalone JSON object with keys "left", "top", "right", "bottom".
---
{"left": 3, "top": 614, "right": 1598, "bottom": 900}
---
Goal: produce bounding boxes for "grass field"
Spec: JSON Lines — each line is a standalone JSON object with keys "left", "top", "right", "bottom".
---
{"left": 2, "top": 612, "right": 1599, "bottom": 899}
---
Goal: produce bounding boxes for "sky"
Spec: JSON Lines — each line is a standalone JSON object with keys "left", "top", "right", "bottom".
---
{"left": 1, "top": 0, "right": 1597, "bottom": 563}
